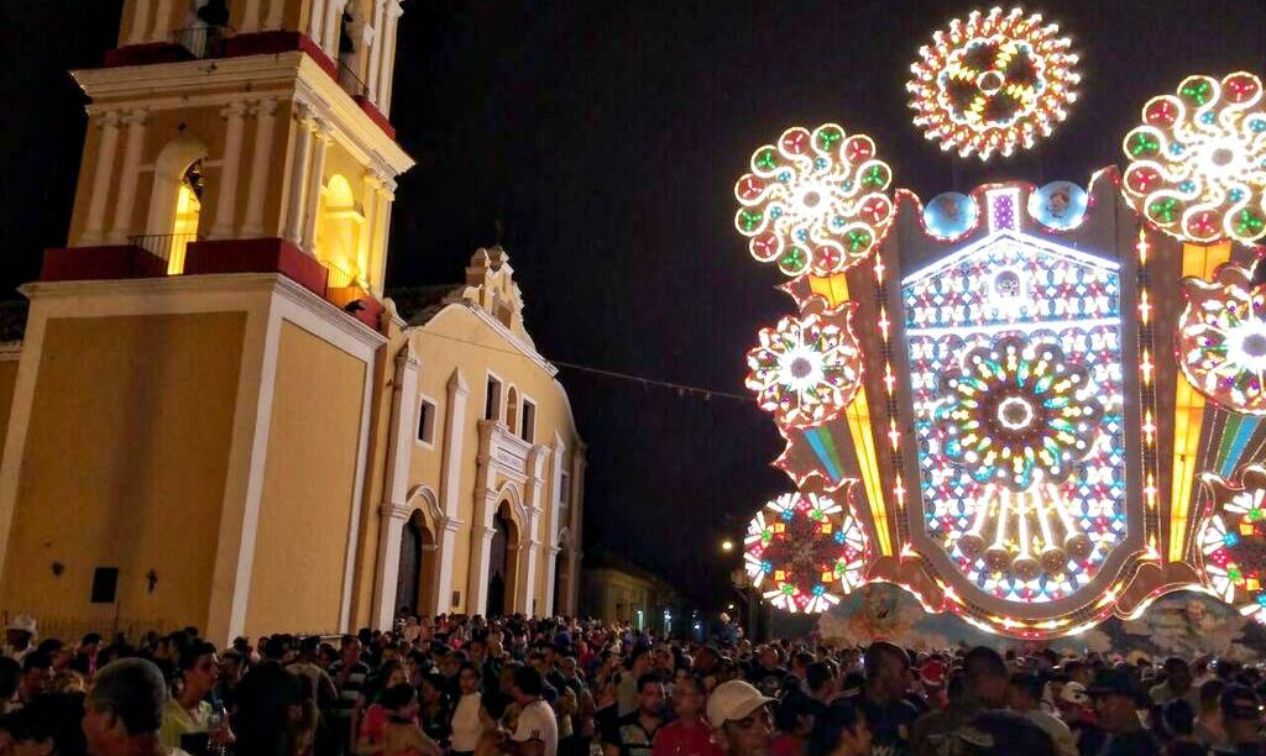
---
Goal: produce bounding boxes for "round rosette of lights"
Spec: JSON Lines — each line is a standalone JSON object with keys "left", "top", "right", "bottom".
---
{"left": 742, "top": 491, "right": 868, "bottom": 614}
{"left": 1198, "top": 467, "right": 1266, "bottom": 624}
{"left": 907, "top": 7, "right": 1080, "bottom": 161}
{"left": 1178, "top": 263, "right": 1266, "bottom": 414}
{"left": 744, "top": 304, "right": 864, "bottom": 428}
{"left": 1122, "top": 72, "right": 1266, "bottom": 245}
{"left": 734, "top": 124, "right": 895, "bottom": 278}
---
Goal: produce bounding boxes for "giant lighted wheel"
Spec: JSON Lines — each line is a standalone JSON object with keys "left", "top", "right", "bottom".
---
{"left": 734, "top": 124, "right": 895, "bottom": 277}
{"left": 1179, "top": 262, "right": 1266, "bottom": 415}
{"left": 907, "top": 7, "right": 1080, "bottom": 161}
{"left": 743, "top": 491, "right": 868, "bottom": 614}
{"left": 1122, "top": 72, "right": 1266, "bottom": 244}
{"left": 1199, "top": 466, "right": 1266, "bottom": 625}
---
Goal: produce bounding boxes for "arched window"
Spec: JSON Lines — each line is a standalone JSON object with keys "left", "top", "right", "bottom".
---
{"left": 506, "top": 386, "right": 520, "bottom": 434}
{"left": 141, "top": 134, "right": 208, "bottom": 275}
{"left": 317, "top": 174, "right": 365, "bottom": 288}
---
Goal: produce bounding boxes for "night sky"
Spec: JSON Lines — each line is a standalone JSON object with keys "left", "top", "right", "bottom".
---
{"left": 3, "top": 1, "right": 1265, "bottom": 609}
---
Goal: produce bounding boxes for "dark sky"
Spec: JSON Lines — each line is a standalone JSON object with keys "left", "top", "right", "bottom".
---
{"left": 3, "top": 1, "right": 1265, "bottom": 609}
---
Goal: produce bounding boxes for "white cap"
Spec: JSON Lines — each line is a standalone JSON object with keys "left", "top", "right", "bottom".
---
{"left": 6, "top": 613, "right": 36, "bottom": 636}
{"left": 707, "top": 680, "right": 773, "bottom": 728}
{"left": 1061, "top": 681, "right": 1090, "bottom": 706}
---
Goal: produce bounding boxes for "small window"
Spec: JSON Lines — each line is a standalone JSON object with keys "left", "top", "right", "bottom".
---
{"left": 559, "top": 471, "right": 571, "bottom": 507}
{"left": 417, "top": 399, "right": 436, "bottom": 445}
{"left": 521, "top": 399, "right": 536, "bottom": 442}
{"left": 91, "top": 567, "right": 119, "bottom": 604}
{"left": 485, "top": 375, "right": 502, "bottom": 421}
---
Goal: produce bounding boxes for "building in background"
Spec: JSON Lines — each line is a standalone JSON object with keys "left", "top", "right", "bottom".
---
{"left": 0, "top": 0, "right": 583, "bottom": 644}
{"left": 582, "top": 549, "right": 688, "bottom": 636}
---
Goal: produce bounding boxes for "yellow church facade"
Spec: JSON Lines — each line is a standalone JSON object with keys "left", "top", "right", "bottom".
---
{"left": 0, "top": 0, "right": 584, "bottom": 644}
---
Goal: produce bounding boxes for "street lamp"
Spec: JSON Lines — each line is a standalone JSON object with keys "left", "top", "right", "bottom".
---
{"left": 721, "top": 539, "right": 734, "bottom": 553}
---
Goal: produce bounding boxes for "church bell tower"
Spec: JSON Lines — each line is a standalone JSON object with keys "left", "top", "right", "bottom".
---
{"left": 0, "top": 0, "right": 413, "bottom": 642}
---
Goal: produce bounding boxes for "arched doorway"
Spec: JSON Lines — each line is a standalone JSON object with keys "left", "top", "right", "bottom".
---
{"left": 395, "top": 513, "right": 424, "bottom": 617}
{"left": 486, "top": 500, "right": 519, "bottom": 616}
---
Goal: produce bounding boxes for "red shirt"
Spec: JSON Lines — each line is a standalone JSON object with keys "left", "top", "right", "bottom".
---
{"left": 652, "top": 719, "right": 722, "bottom": 756}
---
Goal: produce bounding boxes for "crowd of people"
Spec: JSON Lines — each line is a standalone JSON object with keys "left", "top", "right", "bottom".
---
{"left": 1, "top": 611, "right": 1265, "bottom": 756}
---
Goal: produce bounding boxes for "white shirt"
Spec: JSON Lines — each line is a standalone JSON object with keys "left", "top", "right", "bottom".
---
{"left": 1023, "top": 709, "right": 1077, "bottom": 756}
{"left": 450, "top": 692, "right": 484, "bottom": 752}
{"left": 513, "top": 699, "right": 558, "bottom": 756}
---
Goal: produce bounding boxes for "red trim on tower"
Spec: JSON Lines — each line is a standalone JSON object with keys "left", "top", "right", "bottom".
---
{"left": 40, "top": 245, "right": 169, "bottom": 281}
{"left": 354, "top": 96, "right": 396, "bottom": 140}
{"left": 103, "top": 43, "right": 192, "bottom": 68}
{"left": 184, "top": 238, "right": 329, "bottom": 297}
{"left": 327, "top": 285, "right": 386, "bottom": 329}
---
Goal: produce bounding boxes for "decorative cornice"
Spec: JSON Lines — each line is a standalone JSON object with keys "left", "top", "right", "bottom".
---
{"left": 0, "top": 343, "right": 21, "bottom": 361}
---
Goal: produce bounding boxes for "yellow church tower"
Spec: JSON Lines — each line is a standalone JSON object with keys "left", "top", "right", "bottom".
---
{"left": 0, "top": 0, "right": 413, "bottom": 643}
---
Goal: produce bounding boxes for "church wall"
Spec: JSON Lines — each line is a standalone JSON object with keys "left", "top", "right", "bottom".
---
{"left": 0, "top": 360, "right": 19, "bottom": 462}
{"left": 245, "top": 321, "right": 366, "bottom": 635}
{"left": 0, "top": 312, "right": 246, "bottom": 630}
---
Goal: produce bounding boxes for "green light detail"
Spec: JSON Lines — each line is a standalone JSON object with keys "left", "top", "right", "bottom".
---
{"left": 817, "top": 127, "right": 843, "bottom": 150}
{"left": 1128, "top": 131, "right": 1160, "bottom": 157}
{"left": 1149, "top": 197, "right": 1179, "bottom": 224}
{"left": 739, "top": 209, "right": 763, "bottom": 232}
{"left": 845, "top": 229, "right": 872, "bottom": 252}
{"left": 1235, "top": 209, "right": 1265, "bottom": 236}
{"left": 1182, "top": 79, "right": 1213, "bottom": 105}
{"left": 862, "top": 165, "right": 888, "bottom": 188}
{"left": 755, "top": 149, "right": 778, "bottom": 171}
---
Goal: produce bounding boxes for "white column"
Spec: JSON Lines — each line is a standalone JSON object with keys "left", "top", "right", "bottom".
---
{"left": 308, "top": 0, "right": 327, "bottom": 49}
{"left": 151, "top": 0, "right": 174, "bottom": 42}
{"left": 566, "top": 453, "right": 586, "bottom": 615}
{"left": 521, "top": 446, "right": 549, "bottom": 615}
{"left": 372, "top": 344, "right": 420, "bottom": 630}
{"left": 210, "top": 101, "right": 249, "bottom": 239}
{"left": 81, "top": 110, "right": 122, "bottom": 245}
{"left": 377, "top": 2, "right": 403, "bottom": 115}
{"left": 264, "top": 0, "right": 285, "bottom": 30}
{"left": 437, "top": 368, "right": 469, "bottom": 610}
{"left": 300, "top": 124, "right": 330, "bottom": 253}
{"left": 127, "top": 0, "right": 151, "bottom": 44}
{"left": 542, "top": 433, "right": 566, "bottom": 615}
{"left": 324, "top": 0, "right": 349, "bottom": 58}
{"left": 469, "top": 525, "right": 496, "bottom": 616}
{"left": 367, "top": 179, "right": 394, "bottom": 292}
{"left": 357, "top": 175, "right": 379, "bottom": 288}
{"left": 242, "top": 97, "right": 279, "bottom": 238}
{"left": 107, "top": 109, "right": 148, "bottom": 244}
{"left": 283, "top": 106, "right": 314, "bottom": 245}
{"left": 366, "top": 0, "right": 387, "bottom": 103}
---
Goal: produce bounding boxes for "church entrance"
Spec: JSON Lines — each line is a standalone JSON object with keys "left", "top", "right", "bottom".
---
{"left": 486, "top": 501, "right": 518, "bottom": 616}
{"left": 395, "top": 513, "right": 425, "bottom": 617}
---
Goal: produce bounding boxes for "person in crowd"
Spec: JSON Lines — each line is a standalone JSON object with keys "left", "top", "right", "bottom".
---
{"left": 233, "top": 636, "right": 302, "bottom": 756}
{"left": 910, "top": 646, "right": 1019, "bottom": 755}
{"left": 1152, "top": 658, "right": 1199, "bottom": 708}
{"left": 707, "top": 680, "right": 774, "bottom": 756}
{"left": 418, "top": 673, "right": 452, "bottom": 746}
{"left": 1196, "top": 678, "right": 1228, "bottom": 750}
{"left": 852, "top": 642, "right": 920, "bottom": 755}
{"left": 501, "top": 665, "right": 558, "bottom": 756}
{"left": 327, "top": 636, "right": 369, "bottom": 756}
{"left": 1086, "top": 668, "right": 1162, "bottom": 756}
{"left": 806, "top": 698, "right": 870, "bottom": 756}
{"left": 805, "top": 662, "right": 838, "bottom": 712}
{"left": 617, "top": 650, "right": 652, "bottom": 718}
{"left": 652, "top": 671, "right": 717, "bottom": 756}
{"left": 81, "top": 659, "right": 177, "bottom": 756}
{"left": 4, "top": 616, "right": 37, "bottom": 663}
{"left": 18, "top": 653, "right": 52, "bottom": 710}
{"left": 6, "top": 690, "right": 86, "bottom": 756}
{"left": 1216, "top": 684, "right": 1265, "bottom": 756}
{"left": 377, "top": 683, "right": 441, "bottom": 756}
{"left": 358, "top": 661, "right": 411, "bottom": 755}
{"left": 770, "top": 688, "right": 815, "bottom": 756}
{"left": 1008, "top": 672, "right": 1076, "bottom": 756}
{"left": 451, "top": 663, "right": 489, "bottom": 756}
{"left": 606, "top": 674, "right": 665, "bottom": 756}
{"left": 160, "top": 641, "right": 234, "bottom": 754}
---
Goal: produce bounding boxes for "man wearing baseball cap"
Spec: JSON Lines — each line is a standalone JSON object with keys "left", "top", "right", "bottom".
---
{"left": 1086, "top": 668, "right": 1161, "bottom": 756}
{"left": 707, "top": 680, "right": 773, "bottom": 756}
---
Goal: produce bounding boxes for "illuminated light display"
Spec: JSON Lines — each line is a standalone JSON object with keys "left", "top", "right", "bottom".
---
{"left": 1121, "top": 72, "right": 1266, "bottom": 245}
{"left": 1179, "top": 262, "right": 1266, "bottom": 415}
{"left": 1027, "top": 180, "right": 1088, "bottom": 230}
{"left": 902, "top": 228, "right": 1127, "bottom": 604}
{"left": 922, "top": 192, "right": 980, "bottom": 239}
{"left": 745, "top": 304, "right": 864, "bottom": 428}
{"left": 734, "top": 124, "right": 895, "bottom": 277}
{"left": 906, "top": 7, "right": 1081, "bottom": 161}
{"left": 1198, "top": 467, "right": 1266, "bottom": 625}
{"left": 742, "top": 490, "right": 869, "bottom": 614}
{"left": 935, "top": 335, "right": 1101, "bottom": 491}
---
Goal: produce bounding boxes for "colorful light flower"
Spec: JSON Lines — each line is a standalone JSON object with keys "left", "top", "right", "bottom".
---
{"left": 1179, "top": 263, "right": 1266, "bottom": 415}
{"left": 734, "top": 124, "right": 895, "bottom": 277}
{"left": 745, "top": 304, "right": 864, "bottom": 428}
{"left": 1121, "top": 72, "right": 1266, "bottom": 244}
{"left": 743, "top": 491, "right": 868, "bottom": 614}
{"left": 907, "top": 7, "right": 1080, "bottom": 161}
{"left": 935, "top": 334, "right": 1103, "bottom": 491}
{"left": 1198, "top": 466, "right": 1266, "bottom": 624}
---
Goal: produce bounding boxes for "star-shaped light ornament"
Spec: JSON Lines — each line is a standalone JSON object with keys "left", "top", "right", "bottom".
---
{"left": 1179, "top": 262, "right": 1266, "bottom": 415}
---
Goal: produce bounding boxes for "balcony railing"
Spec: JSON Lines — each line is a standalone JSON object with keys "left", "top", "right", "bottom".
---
{"left": 174, "top": 24, "right": 229, "bottom": 60}
{"left": 337, "top": 58, "right": 368, "bottom": 100}
{"left": 128, "top": 233, "right": 201, "bottom": 274}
